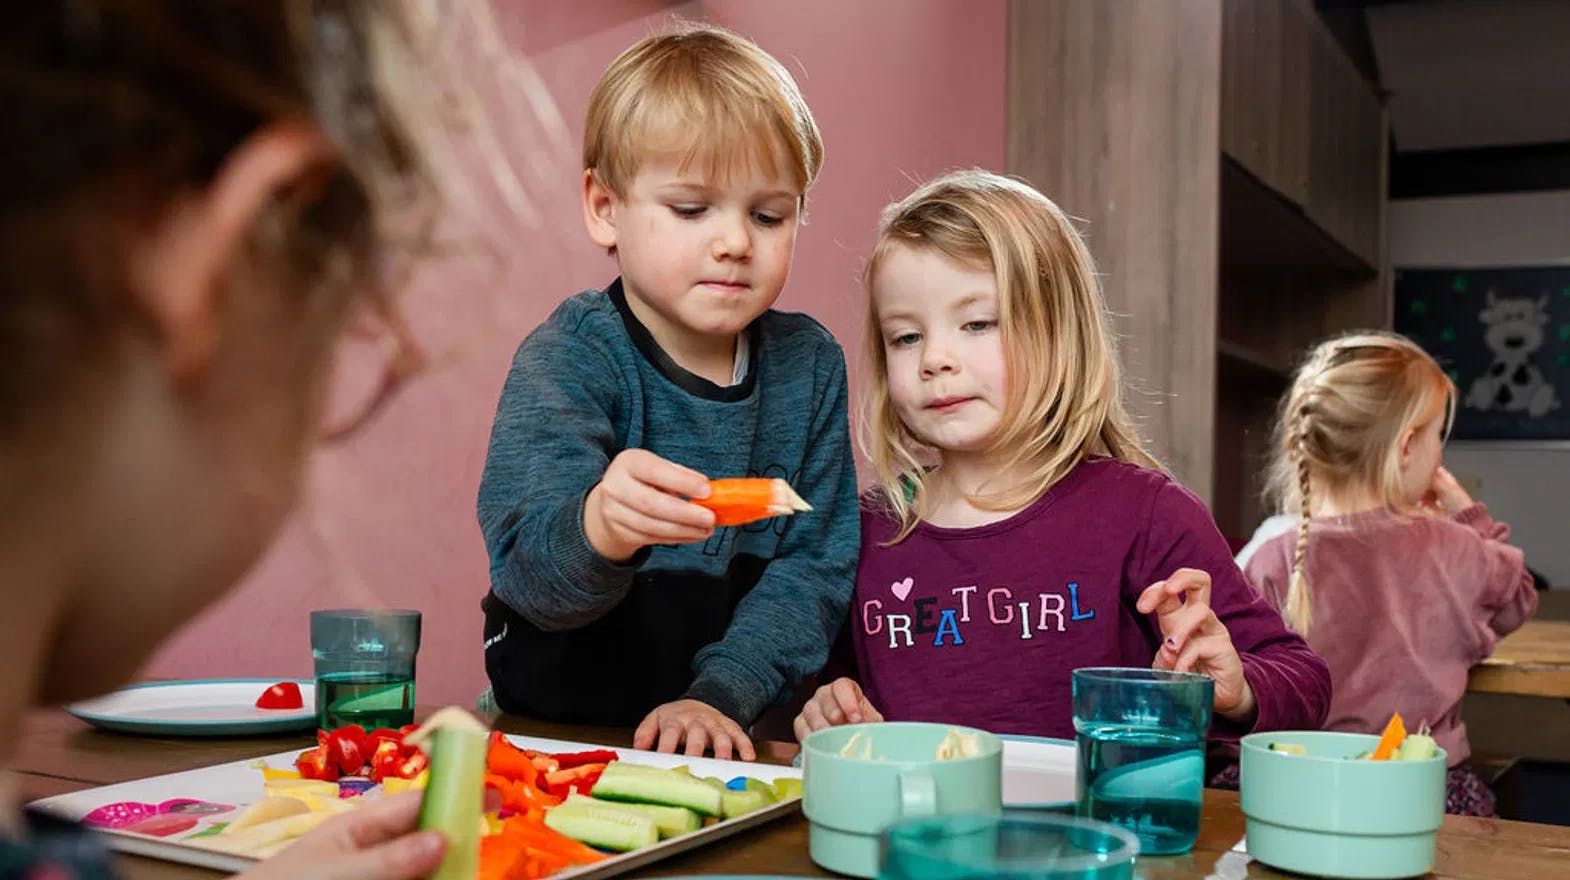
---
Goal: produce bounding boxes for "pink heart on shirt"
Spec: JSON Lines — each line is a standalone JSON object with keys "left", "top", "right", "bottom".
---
{"left": 890, "top": 577, "right": 914, "bottom": 601}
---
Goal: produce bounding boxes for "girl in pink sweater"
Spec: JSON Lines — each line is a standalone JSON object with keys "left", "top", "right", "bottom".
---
{"left": 1245, "top": 331, "right": 1538, "bottom": 817}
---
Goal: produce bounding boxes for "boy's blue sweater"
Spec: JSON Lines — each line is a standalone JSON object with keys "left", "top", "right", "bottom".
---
{"left": 477, "top": 279, "right": 859, "bottom": 726}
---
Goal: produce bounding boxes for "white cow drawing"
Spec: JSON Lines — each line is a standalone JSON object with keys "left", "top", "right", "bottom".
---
{"left": 1465, "top": 290, "right": 1560, "bottom": 418}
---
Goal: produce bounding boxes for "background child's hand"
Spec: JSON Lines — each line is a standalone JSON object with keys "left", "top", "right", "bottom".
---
{"left": 1426, "top": 465, "right": 1475, "bottom": 516}
{"left": 1136, "top": 568, "right": 1257, "bottom": 724}
{"left": 584, "top": 449, "right": 716, "bottom": 561}
{"left": 236, "top": 790, "right": 443, "bottom": 880}
{"left": 634, "top": 698, "right": 756, "bottom": 761}
{"left": 792, "top": 677, "right": 883, "bottom": 741}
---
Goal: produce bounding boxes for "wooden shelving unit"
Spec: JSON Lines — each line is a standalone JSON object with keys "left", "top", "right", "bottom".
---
{"left": 1214, "top": 0, "right": 1389, "bottom": 538}
{"left": 1217, "top": 339, "right": 1292, "bottom": 385}
{"left": 1007, "top": 0, "right": 1391, "bottom": 540}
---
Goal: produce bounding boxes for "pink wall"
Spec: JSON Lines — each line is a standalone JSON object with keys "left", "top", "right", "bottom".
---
{"left": 143, "top": 0, "right": 1007, "bottom": 708}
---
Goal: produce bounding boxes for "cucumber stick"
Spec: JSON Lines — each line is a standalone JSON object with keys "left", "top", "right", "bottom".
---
{"left": 590, "top": 762, "right": 723, "bottom": 816}
{"left": 544, "top": 800, "right": 658, "bottom": 851}
{"left": 564, "top": 792, "right": 701, "bottom": 838}
{"left": 403, "top": 707, "right": 490, "bottom": 880}
{"left": 720, "top": 788, "right": 772, "bottom": 818}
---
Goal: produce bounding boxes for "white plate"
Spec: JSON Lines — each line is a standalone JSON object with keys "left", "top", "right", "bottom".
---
{"left": 1000, "top": 734, "right": 1077, "bottom": 809}
{"left": 65, "top": 679, "right": 317, "bottom": 736}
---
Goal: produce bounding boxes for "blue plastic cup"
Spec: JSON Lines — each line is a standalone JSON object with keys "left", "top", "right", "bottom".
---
{"left": 879, "top": 812, "right": 1139, "bottom": 880}
{"left": 1071, "top": 667, "right": 1213, "bottom": 855}
{"left": 310, "top": 609, "right": 420, "bottom": 730}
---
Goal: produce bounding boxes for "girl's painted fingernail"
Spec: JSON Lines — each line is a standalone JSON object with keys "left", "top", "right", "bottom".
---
{"left": 1165, "top": 637, "right": 1177, "bottom": 650}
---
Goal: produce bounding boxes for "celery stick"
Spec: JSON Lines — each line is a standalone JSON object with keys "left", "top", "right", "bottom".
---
{"left": 403, "top": 707, "right": 490, "bottom": 880}
{"left": 563, "top": 792, "right": 701, "bottom": 838}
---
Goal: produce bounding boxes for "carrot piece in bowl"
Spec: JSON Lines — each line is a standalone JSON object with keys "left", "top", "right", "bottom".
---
{"left": 1369, "top": 712, "right": 1406, "bottom": 761}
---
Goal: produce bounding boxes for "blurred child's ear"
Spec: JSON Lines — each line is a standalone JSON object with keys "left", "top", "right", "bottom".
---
{"left": 582, "top": 168, "right": 619, "bottom": 253}
{"left": 127, "top": 122, "right": 335, "bottom": 386}
{"left": 1398, "top": 425, "right": 1417, "bottom": 467}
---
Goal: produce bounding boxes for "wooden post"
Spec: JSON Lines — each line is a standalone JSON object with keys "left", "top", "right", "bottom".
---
{"left": 1006, "top": 0, "right": 1224, "bottom": 498}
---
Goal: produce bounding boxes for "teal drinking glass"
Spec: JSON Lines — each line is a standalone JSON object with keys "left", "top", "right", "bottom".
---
{"left": 879, "top": 812, "right": 1138, "bottom": 880}
{"left": 1071, "top": 667, "right": 1213, "bottom": 855}
{"left": 310, "top": 608, "right": 420, "bottom": 730}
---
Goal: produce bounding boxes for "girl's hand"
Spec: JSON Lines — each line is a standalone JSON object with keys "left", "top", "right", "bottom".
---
{"left": 1136, "top": 568, "right": 1257, "bottom": 724}
{"left": 634, "top": 698, "right": 756, "bottom": 761}
{"left": 1428, "top": 466, "right": 1474, "bottom": 516}
{"left": 793, "top": 677, "right": 884, "bottom": 741}
{"left": 584, "top": 449, "right": 716, "bottom": 561}
{"left": 235, "top": 790, "right": 443, "bottom": 880}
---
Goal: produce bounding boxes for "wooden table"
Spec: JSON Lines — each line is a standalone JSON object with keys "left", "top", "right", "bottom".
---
{"left": 11, "top": 709, "right": 1570, "bottom": 879}
{"left": 1468, "top": 619, "right": 1570, "bottom": 699}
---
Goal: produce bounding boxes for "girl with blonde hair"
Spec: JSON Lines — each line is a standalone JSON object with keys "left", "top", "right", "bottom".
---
{"left": 1246, "top": 331, "right": 1537, "bottom": 816}
{"left": 794, "top": 169, "right": 1329, "bottom": 748}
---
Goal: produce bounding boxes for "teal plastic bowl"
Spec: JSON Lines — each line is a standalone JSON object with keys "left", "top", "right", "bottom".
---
{"left": 1240, "top": 731, "right": 1446, "bottom": 879}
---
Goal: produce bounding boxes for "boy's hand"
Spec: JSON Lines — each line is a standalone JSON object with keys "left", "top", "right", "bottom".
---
{"left": 1136, "top": 568, "right": 1257, "bottom": 725}
{"left": 634, "top": 698, "right": 756, "bottom": 761}
{"left": 235, "top": 791, "right": 443, "bottom": 880}
{"left": 584, "top": 449, "right": 716, "bottom": 562}
{"left": 793, "top": 677, "right": 883, "bottom": 742}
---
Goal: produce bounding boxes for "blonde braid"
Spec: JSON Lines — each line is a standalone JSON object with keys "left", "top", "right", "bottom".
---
{"left": 1283, "top": 410, "right": 1314, "bottom": 636}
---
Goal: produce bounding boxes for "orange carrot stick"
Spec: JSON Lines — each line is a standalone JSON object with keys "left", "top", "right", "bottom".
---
{"left": 1370, "top": 712, "right": 1406, "bottom": 760}
{"left": 694, "top": 478, "right": 811, "bottom": 527}
{"left": 478, "top": 812, "right": 606, "bottom": 880}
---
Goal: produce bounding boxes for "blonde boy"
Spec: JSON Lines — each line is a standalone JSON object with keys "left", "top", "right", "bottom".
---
{"left": 477, "top": 23, "right": 858, "bottom": 759}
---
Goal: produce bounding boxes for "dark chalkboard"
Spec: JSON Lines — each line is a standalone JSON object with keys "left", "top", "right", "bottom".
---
{"left": 1395, "top": 266, "right": 1570, "bottom": 440}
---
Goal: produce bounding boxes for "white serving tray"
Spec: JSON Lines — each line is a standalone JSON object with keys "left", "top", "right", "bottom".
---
{"left": 29, "top": 733, "right": 803, "bottom": 878}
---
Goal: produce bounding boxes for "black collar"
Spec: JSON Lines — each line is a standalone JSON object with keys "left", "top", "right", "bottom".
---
{"left": 607, "top": 277, "right": 758, "bottom": 401}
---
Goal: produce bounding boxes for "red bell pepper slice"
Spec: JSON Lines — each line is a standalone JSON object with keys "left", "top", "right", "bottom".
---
{"left": 398, "top": 724, "right": 425, "bottom": 757}
{"left": 318, "top": 725, "right": 369, "bottom": 777}
{"left": 294, "top": 747, "right": 341, "bottom": 781}
{"left": 254, "top": 681, "right": 304, "bottom": 710}
{"left": 368, "top": 739, "right": 403, "bottom": 783}
{"left": 483, "top": 772, "right": 561, "bottom": 815}
{"left": 486, "top": 731, "right": 540, "bottom": 784}
{"left": 482, "top": 772, "right": 522, "bottom": 814}
{"left": 397, "top": 751, "right": 429, "bottom": 779}
{"left": 542, "top": 763, "right": 605, "bottom": 797}
{"left": 549, "top": 749, "right": 618, "bottom": 770}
